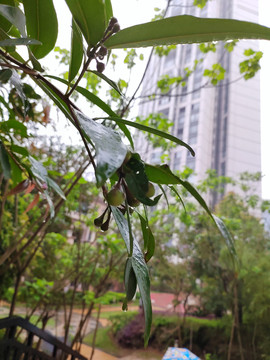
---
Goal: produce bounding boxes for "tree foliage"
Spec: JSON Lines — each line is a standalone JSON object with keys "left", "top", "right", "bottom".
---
{"left": 1, "top": 0, "right": 270, "bottom": 344}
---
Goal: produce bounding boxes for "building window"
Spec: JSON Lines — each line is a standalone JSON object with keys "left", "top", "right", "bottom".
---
{"left": 222, "top": 116, "right": 227, "bottom": 157}
{"left": 159, "top": 91, "right": 171, "bottom": 106}
{"left": 221, "top": 161, "right": 226, "bottom": 176}
{"left": 200, "top": 3, "right": 208, "bottom": 17}
{"left": 224, "top": 83, "right": 229, "bottom": 114}
{"left": 180, "top": 81, "right": 188, "bottom": 102}
{"left": 188, "top": 103, "right": 199, "bottom": 144}
{"left": 160, "top": 108, "right": 169, "bottom": 118}
{"left": 171, "top": 4, "right": 182, "bottom": 16}
{"left": 186, "top": 152, "right": 196, "bottom": 170}
{"left": 150, "top": 151, "right": 162, "bottom": 164}
{"left": 192, "top": 62, "right": 203, "bottom": 99}
{"left": 184, "top": 45, "right": 192, "bottom": 64}
{"left": 177, "top": 107, "right": 185, "bottom": 138}
{"left": 164, "top": 49, "right": 176, "bottom": 69}
{"left": 173, "top": 151, "right": 181, "bottom": 170}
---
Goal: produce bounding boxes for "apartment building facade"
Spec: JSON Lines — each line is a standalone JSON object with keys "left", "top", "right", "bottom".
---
{"left": 136, "top": 0, "right": 261, "bottom": 205}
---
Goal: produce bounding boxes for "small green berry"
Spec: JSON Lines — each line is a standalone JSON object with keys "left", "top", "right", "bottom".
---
{"left": 146, "top": 182, "right": 155, "bottom": 198}
{"left": 106, "top": 188, "right": 125, "bottom": 206}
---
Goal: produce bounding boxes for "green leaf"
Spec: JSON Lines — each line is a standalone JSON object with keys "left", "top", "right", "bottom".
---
{"left": 0, "top": 0, "right": 15, "bottom": 33}
{"left": 69, "top": 18, "right": 83, "bottom": 83}
{"left": 124, "top": 258, "right": 137, "bottom": 302}
{"left": 89, "top": 70, "right": 122, "bottom": 95}
{"left": 145, "top": 163, "right": 236, "bottom": 258}
{"left": 64, "top": 0, "right": 108, "bottom": 47}
{"left": 29, "top": 156, "right": 66, "bottom": 200}
{"left": 9, "top": 69, "right": 26, "bottom": 104}
{"left": 0, "top": 37, "right": 41, "bottom": 47}
{"left": 9, "top": 156, "right": 22, "bottom": 185}
{"left": 0, "top": 140, "right": 11, "bottom": 179}
{"left": 74, "top": 110, "right": 127, "bottom": 186}
{"left": 0, "top": 4, "right": 26, "bottom": 36}
{"left": 10, "top": 144, "right": 28, "bottom": 156}
{"left": 212, "top": 215, "right": 237, "bottom": 259}
{"left": 125, "top": 155, "right": 162, "bottom": 206}
{"left": 111, "top": 206, "right": 152, "bottom": 346}
{"left": 23, "top": 0, "right": 58, "bottom": 59}
{"left": 28, "top": 49, "right": 44, "bottom": 72}
{"left": 33, "top": 77, "right": 73, "bottom": 123}
{"left": 45, "top": 75, "right": 134, "bottom": 148}
{"left": 138, "top": 213, "right": 155, "bottom": 262}
{"left": 169, "top": 185, "right": 186, "bottom": 211}
{"left": 0, "top": 69, "right": 12, "bottom": 82}
{"left": 106, "top": 116, "right": 195, "bottom": 156}
{"left": 158, "top": 184, "right": 169, "bottom": 208}
{"left": 104, "top": 0, "right": 113, "bottom": 24}
{"left": 105, "top": 15, "right": 270, "bottom": 49}
{"left": 0, "top": 27, "right": 15, "bottom": 52}
{"left": 145, "top": 164, "right": 181, "bottom": 185}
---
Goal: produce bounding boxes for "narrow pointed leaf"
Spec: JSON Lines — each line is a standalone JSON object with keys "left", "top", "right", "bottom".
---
{"left": 24, "top": 192, "right": 39, "bottom": 213}
{"left": 0, "top": 4, "right": 26, "bottom": 36}
{"left": 0, "top": 69, "right": 12, "bottom": 82}
{"left": 145, "top": 163, "right": 180, "bottom": 185}
{"left": 111, "top": 206, "right": 152, "bottom": 346}
{"left": 10, "top": 144, "right": 28, "bottom": 156}
{"left": 0, "top": 27, "right": 15, "bottom": 52}
{"left": 46, "top": 178, "right": 66, "bottom": 200}
{"left": 0, "top": 140, "right": 11, "bottom": 179}
{"left": 106, "top": 116, "right": 195, "bottom": 156}
{"left": 23, "top": 0, "right": 58, "bottom": 59}
{"left": 105, "top": 15, "right": 270, "bottom": 49}
{"left": 0, "top": 37, "right": 41, "bottom": 46}
{"left": 0, "top": 0, "right": 15, "bottom": 33}
{"left": 29, "top": 156, "right": 66, "bottom": 200}
{"left": 145, "top": 163, "right": 236, "bottom": 258}
{"left": 90, "top": 70, "right": 122, "bottom": 95}
{"left": 104, "top": 0, "right": 113, "bottom": 24}
{"left": 69, "top": 19, "right": 83, "bottom": 83}
{"left": 169, "top": 185, "right": 186, "bottom": 211}
{"left": 158, "top": 184, "right": 169, "bottom": 208}
{"left": 44, "top": 190, "right": 55, "bottom": 218}
{"left": 28, "top": 49, "right": 44, "bottom": 72}
{"left": 138, "top": 213, "right": 155, "bottom": 262}
{"left": 9, "top": 69, "right": 26, "bottom": 104}
{"left": 33, "top": 77, "right": 73, "bottom": 123}
{"left": 64, "top": 0, "right": 107, "bottom": 47}
{"left": 124, "top": 258, "right": 137, "bottom": 302}
{"left": 74, "top": 110, "right": 127, "bottom": 186}
{"left": 45, "top": 75, "right": 134, "bottom": 148}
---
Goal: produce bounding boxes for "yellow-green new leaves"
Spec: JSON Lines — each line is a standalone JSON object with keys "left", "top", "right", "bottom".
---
{"left": 105, "top": 15, "right": 270, "bottom": 49}
{"left": 22, "top": 0, "right": 58, "bottom": 59}
{"left": 65, "top": 0, "right": 112, "bottom": 47}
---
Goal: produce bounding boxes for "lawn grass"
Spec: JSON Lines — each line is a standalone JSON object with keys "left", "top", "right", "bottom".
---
{"left": 83, "top": 327, "right": 121, "bottom": 356}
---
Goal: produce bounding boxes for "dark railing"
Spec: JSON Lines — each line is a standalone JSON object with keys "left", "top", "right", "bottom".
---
{"left": 0, "top": 316, "right": 87, "bottom": 360}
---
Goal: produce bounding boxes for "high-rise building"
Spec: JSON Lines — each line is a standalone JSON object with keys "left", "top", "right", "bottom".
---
{"left": 135, "top": 0, "right": 261, "bottom": 206}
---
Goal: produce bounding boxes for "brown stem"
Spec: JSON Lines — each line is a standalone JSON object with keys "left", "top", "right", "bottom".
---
{"left": 0, "top": 179, "right": 9, "bottom": 232}
{"left": 9, "top": 271, "right": 21, "bottom": 317}
{"left": 89, "top": 304, "right": 101, "bottom": 360}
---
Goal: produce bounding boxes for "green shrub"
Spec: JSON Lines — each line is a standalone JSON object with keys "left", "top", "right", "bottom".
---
{"left": 109, "top": 311, "right": 138, "bottom": 335}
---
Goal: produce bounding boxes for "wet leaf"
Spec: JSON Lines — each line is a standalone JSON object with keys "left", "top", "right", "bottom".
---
{"left": 23, "top": 0, "right": 58, "bottom": 58}
{"left": 74, "top": 110, "right": 127, "bottom": 186}
{"left": 111, "top": 206, "right": 152, "bottom": 346}
{"left": 0, "top": 140, "right": 11, "bottom": 179}
{"left": 69, "top": 18, "right": 83, "bottom": 83}
{"left": 105, "top": 15, "right": 270, "bottom": 49}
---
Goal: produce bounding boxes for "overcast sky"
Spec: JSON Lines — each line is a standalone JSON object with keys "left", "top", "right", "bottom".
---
{"left": 51, "top": 0, "right": 270, "bottom": 199}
